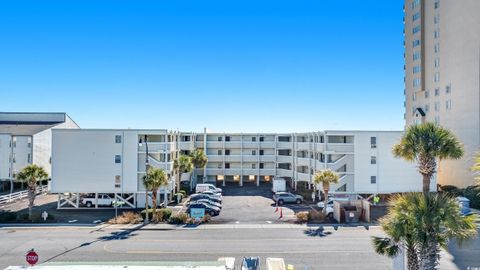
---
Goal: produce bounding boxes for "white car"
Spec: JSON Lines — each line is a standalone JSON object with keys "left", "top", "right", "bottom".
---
{"left": 317, "top": 197, "right": 350, "bottom": 208}
{"left": 196, "top": 184, "right": 222, "bottom": 194}
{"left": 201, "top": 190, "right": 223, "bottom": 200}
{"left": 81, "top": 194, "right": 114, "bottom": 207}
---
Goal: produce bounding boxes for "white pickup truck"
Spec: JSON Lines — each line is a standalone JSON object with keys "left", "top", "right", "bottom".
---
{"left": 81, "top": 194, "right": 114, "bottom": 207}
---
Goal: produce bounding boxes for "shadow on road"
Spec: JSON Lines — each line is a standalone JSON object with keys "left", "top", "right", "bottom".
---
{"left": 304, "top": 226, "right": 334, "bottom": 237}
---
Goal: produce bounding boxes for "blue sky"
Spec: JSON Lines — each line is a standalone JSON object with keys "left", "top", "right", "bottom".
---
{"left": 0, "top": 0, "right": 405, "bottom": 132}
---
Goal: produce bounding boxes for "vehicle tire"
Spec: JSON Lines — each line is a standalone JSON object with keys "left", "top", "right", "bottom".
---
{"left": 210, "top": 210, "right": 216, "bottom": 216}
{"left": 278, "top": 199, "right": 284, "bottom": 206}
{"left": 296, "top": 199, "right": 302, "bottom": 204}
{"left": 327, "top": 212, "right": 333, "bottom": 218}
{"left": 86, "top": 201, "right": 92, "bottom": 208}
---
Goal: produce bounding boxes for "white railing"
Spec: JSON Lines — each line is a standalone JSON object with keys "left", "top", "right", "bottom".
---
{"left": 0, "top": 185, "right": 49, "bottom": 205}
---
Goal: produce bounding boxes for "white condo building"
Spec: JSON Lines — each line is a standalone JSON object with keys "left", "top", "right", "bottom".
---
{"left": 0, "top": 112, "right": 79, "bottom": 192}
{"left": 404, "top": 0, "right": 480, "bottom": 187}
{"left": 51, "top": 128, "right": 424, "bottom": 208}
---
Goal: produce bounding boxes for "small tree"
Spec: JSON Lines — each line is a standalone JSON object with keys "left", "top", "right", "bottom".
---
{"left": 16, "top": 164, "right": 48, "bottom": 220}
{"left": 471, "top": 152, "right": 480, "bottom": 185}
{"left": 173, "top": 155, "right": 193, "bottom": 192}
{"left": 393, "top": 122, "right": 463, "bottom": 197}
{"left": 312, "top": 169, "right": 339, "bottom": 214}
{"left": 142, "top": 167, "right": 168, "bottom": 222}
{"left": 190, "top": 149, "right": 208, "bottom": 185}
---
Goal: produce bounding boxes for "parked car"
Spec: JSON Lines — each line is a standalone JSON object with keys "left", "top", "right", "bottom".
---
{"left": 201, "top": 190, "right": 223, "bottom": 200}
{"left": 266, "top": 258, "right": 286, "bottom": 270}
{"left": 81, "top": 194, "right": 114, "bottom": 207}
{"left": 196, "top": 183, "right": 222, "bottom": 194}
{"left": 272, "top": 192, "right": 303, "bottom": 205}
{"left": 317, "top": 197, "right": 350, "bottom": 208}
{"left": 242, "top": 256, "right": 260, "bottom": 270}
{"left": 189, "top": 198, "right": 222, "bottom": 209}
{"left": 190, "top": 193, "right": 222, "bottom": 203}
{"left": 187, "top": 202, "right": 221, "bottom": 217}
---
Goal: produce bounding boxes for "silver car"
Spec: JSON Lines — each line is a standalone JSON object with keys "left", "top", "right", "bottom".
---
{"left": 272, "top": 192, "right": 303, "bottom": 205}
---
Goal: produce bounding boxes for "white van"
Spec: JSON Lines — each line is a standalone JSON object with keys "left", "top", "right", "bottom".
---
{"left": 195, "top": 184, "right": 222, "bottom": 194}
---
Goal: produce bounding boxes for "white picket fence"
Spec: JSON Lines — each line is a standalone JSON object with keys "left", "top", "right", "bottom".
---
{"left": 0, "top": 185, "right": 49, "bottom": 205}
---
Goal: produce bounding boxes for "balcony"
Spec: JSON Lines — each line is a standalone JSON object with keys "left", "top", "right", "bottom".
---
{"left": 224, "top": 155, "right": 242, "bottom": 162}
{"left": 277, "top": 142, "right": 293, "bottom": 149}
{"left": 242, "top": 155, "right": 258, "bottom": 162}
{"left": 314, "top": 143, "right": 325, "bottom": 152}
{"left": 242, "top": 142, "right": 259, "bottom": 148}
{"left": 242, "top": 168, "right": 258, "bottom": 175}
{"left": 224, "top": 169, "right": 242, "bottom": 175}
{"left": 178, "top": 141, "right": 194, "bottom": 150}
{"left": 138, "top": 143, "right": 172, "bottom": 153}
{"left": 326, "top": 143, "right": 354, "bottom": 153}
{"left": 260, "top": 169, "right": 275, "bottom": 175}
{"left": 259, "top": 142, "right": 275, "bottom": 148}
{"left": 277, "top": 169, "right": 293, "bottom": 177}
{"left": 224, "top": 141, "right": 242, "bottom": 148}
{"left": 206, "top": 155, "right": 223, "bottom": 162}
{"left": 206, "top": 141, "right": 224, "bottom": 148}
{"left": 205, "top": 168, "right": 223, "bottom": 175}
{"left": 296, "top": 157, "right": 311, "bottom": 167}
{"left": 277, "top": 155, "right": 293, "bottom": 163}
{"left": 296, "top": 172, "right": 311, "bottom": 182}
{"left": 259, "top": 155, "right": 275, "bottom": 162}
{"left": 295, "top": 142, "right": 310, "bottom": 150}
{"left": 195, "top": 141, "right": 205, "bottom": 148}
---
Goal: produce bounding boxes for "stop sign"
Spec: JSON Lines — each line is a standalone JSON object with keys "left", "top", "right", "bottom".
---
{"left": 26, "top": 250, "right": 38, "bottom": 266}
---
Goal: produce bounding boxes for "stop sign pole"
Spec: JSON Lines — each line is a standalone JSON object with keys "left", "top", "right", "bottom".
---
{"left": 26, "top": 249, "right": 39, "bottom": 266}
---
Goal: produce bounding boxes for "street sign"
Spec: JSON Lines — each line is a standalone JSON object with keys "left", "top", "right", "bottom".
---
{"left": 26, "top": 249, "right": 38, "bottom": 266}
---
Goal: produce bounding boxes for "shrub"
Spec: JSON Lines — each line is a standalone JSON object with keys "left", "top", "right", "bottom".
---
{"left": 153, "top": 208, "right": 173, "bottom": 222}
{"left": 178, "top": 190, "right": 187, "bottom": 197}
{"left": 108, "top": 211, "right": 142, "bottom": 224}
{"left": 0, "top": 211, "right": 17, "bottom": 222}
{"left": 309, "top": 210, "right": 327, "bottom": 221}
{"left": 201, "top": 214, "right": 211, "bottom": 224}
{"left": 441, "top": 185, "right": 463, "bottom": 196}
{"left": 464, "top": 185, "right": 480, "bottom": 209}
{"left": 296, "top": 211, "right": 310, "bottom": 223}
{"left": 168, "top": 213, "right": 189, "bottom": 224}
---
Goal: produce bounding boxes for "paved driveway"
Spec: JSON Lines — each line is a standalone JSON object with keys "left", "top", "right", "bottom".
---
{"left": 213, "top": 183, "right": 312, "bottom": 224}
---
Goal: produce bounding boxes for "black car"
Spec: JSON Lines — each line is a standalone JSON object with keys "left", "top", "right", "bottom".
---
{"left": 187, "top": 202, "right": 221, "bottom": 217}
{"left": 190, "top": 193, "right": 222, "bottom": 203}
{"left": 188, "top": 198, "right": 222, "bottom": 209}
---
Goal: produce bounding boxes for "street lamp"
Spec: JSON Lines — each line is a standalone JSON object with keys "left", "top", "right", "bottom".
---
{"left": 139, "top": 135, "right": 150, "bottom": 223}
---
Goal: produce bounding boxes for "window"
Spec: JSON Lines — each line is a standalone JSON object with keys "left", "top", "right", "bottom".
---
{"left": 446, "top": 100, "right": 452, "bottom": 110}
{"left": 115, "top": 135, "right": 122, "bottom": 143}
{"left": 217, "top": 150, "right": 222, "bottom": 155}
{"left": 217, "top": 163, "right": 223, "bottom": 169}
{"left": 413, "top": 39, "right": 420, "bottom": 47}
{"left": 425, "top": 90, "right": 429, "bottom": 98}
{"left": 252, "top": 137, "right": 256, "bottom": 142}
{"left": 412, "top": 92, "right": 417, "bottom": 101}
{"left": 225, "top": 163, "right": 230, "bottom": 169}
{"left": 435, "top": 87, "right": 440, "bottom": 96}
{"left": 370, "top": 137, "right": 377, "bottom": 148}
{"left": 413, "top": 51, "right": 421, "bottom": 61}
{"left": 259, "top": 163, "right": 264, "bottom": 169}
{"left": 115, "top": 175, "right": 121, "bottom": 188}
{"left": 252, "top": 150, "right": 256, "bottom": 155}
{"left": 412, "top": 12, "right": 420, "bottom": 21}
{"left": 434, "top": 0, "right": 439, "bottom": 9}
{"left": 27, "top": 137, "right": 32, "bottom": 148}
{"left": 371, "top": 176, "right": 377, "bottom": 184}
{"left": 259, "top": 149, "right": 264, "bottom": 156}
{"left": 413, "top": 78, "right": 421, "bottom": 87}
{"left": 434, "top": 30, "right": 439, "bottom": 39}
{"left": 446, "top": 85, "right": 451, "bottom": 94}
{"left": 412, "top": 25, "right": 421, "bottom": 35}
{"left": 12, "top": 137, "right": 16, "bottom": 148}
{"left": 434, "top": 72, "right": 440, "bottom": 82}
{"left": 115, "top": 155, "right": 121, "bottom": 164}
{"left": 27, "top": 153, "right": 31, "bottom": 163}
{"left": 225, "top": 149, "right": 230, "bottom": 156}
{"left": 259, "top": 136, "right": 264, "bottom": 142}
{"left": 412, "top": 0, "right": 420, "bottom": 9}
{"left": 434, "top": 43, "right": 440, "bottom": 53}
{"left": 217, "top": 175, "right": 224, "bottom": 181}
{"left": 371, "top": 156, "right": 377, "bottom": 165}
{"left": 435, "top": 102, "right": 440, "bottom": 111}
{"left": 413, "top": 65, "right": 421, "bottom": 74}
{"left": 217, "top": 136, "right": 223, "bottom": 142}
{"left": 225, "top": 136, "right": 230, "bottom": 142}
{"left": 250, "top": 163, "right": 256, "bottom": 169}
{"left": 434, "top": 14, "right": 440, "bottom": 24}
{"left": 434, "top": 58, "right": 440, "bottom": 68}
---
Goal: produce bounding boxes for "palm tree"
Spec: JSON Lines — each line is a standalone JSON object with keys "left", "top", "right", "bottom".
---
{"left": 312, "top": 169, "right": 339, "bottom": 214}
{"left": 373, "top": 193, "right": 477, "bottom": 270}
{"left": 373, "top": 194, "right": 420, "bottom": 270}
{"left": 173, "top": 155, "right": 193, "bottom": 192}
{"left": 190, "top": 149, "right": 208, "bottom": 186}
{"left": 471, "top": 152, "right": 480, "bottom": 184}
{"left": 142, "top": 167, "right": 168, "bottom": 222}
{"left": 393, "top": 122, "right": 463, "bottom": 197}
{"left": 16, "top": 164, "right": 48, "bottom": 220}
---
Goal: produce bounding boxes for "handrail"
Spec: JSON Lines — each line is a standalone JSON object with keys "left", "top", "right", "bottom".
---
{"left": 0, "top": 185, "right": 48, "bottom": 205}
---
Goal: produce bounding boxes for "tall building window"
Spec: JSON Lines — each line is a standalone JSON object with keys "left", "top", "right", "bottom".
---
{"left": 434, "top": 14, "right": 440, "bottom": 24}
{"left": 217, "top": 150, "right": 222, "bottom": 155}
{"left": 434, "top": 43, "right": 440, "bottom": 53}
{"left": 446, "top": 100, "right": 452, "bottom": 110}
{"left": 225, "top": 149, "right": 230, "bottom": 155}
{"left": 252, "top": 150, "right": 256, "bottom": 155}
{"left": 412, "top": 12, "right": 420, "bottom": 21}
{"left": 446, "top": 84, "right": 451, "bottom": 94}
{"left": 251, "top": 136, "right": 256, "bottom": 142}
{"left": 251, "top": 163, "right": 256, "bottom": 169}
{"left": 425, "top": 90, "right": 429, "bottom": 98}
{"left": 115, "top": 135, "right": 122, "bottom": 143}
{"left": 259, "top": 149, "right": 264, "bottom": 155}
{"left": 413, "top": 40, "right": 421, "bottom": 47}
{"left": 434, "top": 72, "right": 440, "bottom": 82}
{"left": 413, "top": 65, "right": 421, "bottom": 74}
{"left": 259, "top": 163, "right": 264, "bottom": 169}
{"left": 225, "top": 163, "right": 230, "bottom": 169}
{"left": 412, "top": 25, "right": 421, "bottom": 35}
{"left": 225, "top": 136, "right": 230, "bottom": 142}
{"left": 115, "top": 155, "right": 121, "bottom": 164}
{"left": 434, "top": 58, "right": 440, "bottom": 68}
{"left": 435, "top": 87, "right": 440, "bottom": 96}
{"left": 434, "top": 30, "right": 440, "bottom": 39}
{"left": 370, "top": 137, "right": 377, "bottom": 148}
{"left": 413, "top": 78, "right": 421, "bottom": 88}
{"left": 412, "top": 0, "right": 420, "bottom": 9}
{"left": 435, "top": 102, "right": 440, "bottom": 111}
{"left": 371, "top": 176, "right": 377, "bottom": 184}
{"left": 371, "top": 156, "right": 377, "bottom": 165}
{"left": 434, "top": 0, "right": 440, "bottom": 9}
{"left": 259, "top": 136, "right": 264, "bottom": 142}
{"left": 413, "top": 51, "right": 421, "bottom": 61}
{"left": 425, "top": 104, "right": 430, "bottom": 112}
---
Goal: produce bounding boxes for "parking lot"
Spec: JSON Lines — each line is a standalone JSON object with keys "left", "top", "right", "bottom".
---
{"left": 212, "top": 183, "right": 314, "bottom": 224}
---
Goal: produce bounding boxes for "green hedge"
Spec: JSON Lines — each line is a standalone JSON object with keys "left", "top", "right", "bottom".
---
{"left": 441, "top": 184, "right": 480, "bottom": 210}
{"left": 0, "top": 211, "right": 17, "bottom": 222}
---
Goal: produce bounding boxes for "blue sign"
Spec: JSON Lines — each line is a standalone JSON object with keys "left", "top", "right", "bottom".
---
{"left": 190, "top": 208, "right": 205, "bottom": 219}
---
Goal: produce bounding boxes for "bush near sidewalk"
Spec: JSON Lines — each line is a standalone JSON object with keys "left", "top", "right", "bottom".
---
{"left": 141, "top": 208, "right": 173, "bottom": 222}
{"left": 168, "top": 213, "right": 189, "bottom": 224}
{"left": 296, "top": 210, "right": 327, "bottom": 223}
{"left": 296, "top": 211, "right": 310, "bottom": 223}
{"left": 441, "top": 184, "right": 480, "bottom": 209}
{"left": 108, "top": 211, "right": 143, "bottom": 224}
